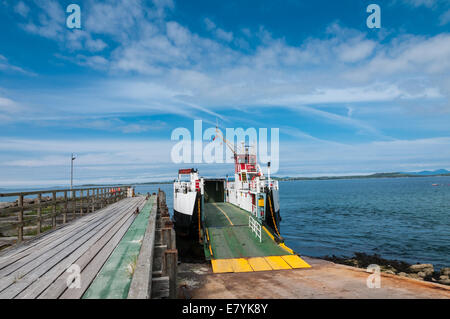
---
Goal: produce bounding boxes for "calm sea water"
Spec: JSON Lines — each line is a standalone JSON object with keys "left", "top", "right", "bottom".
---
{"left": 2, "top": 177, "right": 449, "bottom": 268}
{"left": 138, "top": 177, "right": 450, "bottom": 269}
{"left": 279, "top": 177, "right": 450, "bottom": 269}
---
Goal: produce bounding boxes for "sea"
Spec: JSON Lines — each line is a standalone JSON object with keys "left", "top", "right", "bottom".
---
{"left": 1, "top": 176, "right": 449, "bottom": 269}
{"left": 134, "top": 176, "right": 450, "bottom": 269}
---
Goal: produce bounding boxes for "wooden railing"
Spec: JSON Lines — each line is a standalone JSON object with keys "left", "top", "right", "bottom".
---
{"left": 0, "top": 186, "right": 130, "bottom": 247}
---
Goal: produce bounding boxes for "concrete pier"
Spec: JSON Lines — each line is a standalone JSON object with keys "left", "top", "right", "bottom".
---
{"left": 178, "top": 257, "right": 450, "bottom": 299}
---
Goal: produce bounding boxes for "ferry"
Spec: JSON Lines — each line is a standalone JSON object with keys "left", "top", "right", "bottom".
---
{"left": 173, "top": 129, "right": 282, "bottom": 245}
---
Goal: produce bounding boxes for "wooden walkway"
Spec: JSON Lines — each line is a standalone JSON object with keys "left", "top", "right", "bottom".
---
{"left": 0, "top": 196, "right": 147, "bottom": 299}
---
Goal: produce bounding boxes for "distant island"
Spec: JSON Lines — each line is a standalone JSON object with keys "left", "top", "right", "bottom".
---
{"left": 79, "top": 169, "right": 450, "bottom": 187}
{"left": 274, "top": 169, "right": 450, "bottom": 181}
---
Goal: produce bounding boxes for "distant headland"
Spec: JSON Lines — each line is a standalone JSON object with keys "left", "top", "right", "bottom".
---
{"left": 274, "top": 169, "right": 450, "bottom": 181}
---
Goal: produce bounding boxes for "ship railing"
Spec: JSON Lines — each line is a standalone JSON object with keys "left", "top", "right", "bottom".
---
{"left": 251, "top": 204, "right": 257, "bottom": 216}
{"left": 249, "top": 180, "right": 279, "bottom": 192}
{"left": 248, "top": 215, "right": 262, "bottom": 243}
{"left": 174, "top": 182, "right": 193, "bottom": 193}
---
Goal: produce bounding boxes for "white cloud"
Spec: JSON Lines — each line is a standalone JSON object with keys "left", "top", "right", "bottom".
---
{"left": 2, "top": 1, "right": 450, "bottom": 184}
{"left": 401, "top": 0, "right": 437, "bottom": 8}
{"left": 203, "top": 18, "right": 233, "bottom": 42}
{"left": 14, "top": 1, "right": 30, "bottom": 17}
{"left": 0, "top": 54, "right": 35, "bottom": 76}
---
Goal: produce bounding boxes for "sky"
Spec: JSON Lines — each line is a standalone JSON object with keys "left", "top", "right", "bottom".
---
{"left": 0, "top": 0, "right": 449, "bottom": 187}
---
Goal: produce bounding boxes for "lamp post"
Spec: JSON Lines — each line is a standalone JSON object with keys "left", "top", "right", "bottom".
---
{"left": 71, "top": 153, "right": 76, "bottom": 190}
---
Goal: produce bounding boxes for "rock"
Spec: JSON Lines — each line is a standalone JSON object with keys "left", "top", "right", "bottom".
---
{"left": 408, "top": 264, "right": 434, "bottom": 273}
{"left": 398, "top": 272, "right": 408, "bottom": 277}
{"left": 439, "top": 275, "right": 449, "bottom": 280}
{"left": 346, "top": 259, "right": 359, "bottom": 267}
{"left": 0, "top": 202, "right": 13, "bottom": 209}
{"left": 417, "top": 271, "right": 427, "bottom": 278}
{"left": 440, "top": 267, "right": 450, "bottom": 276}
{"left": 381, "top": 265, "right": 397, "bottom": 273}
{"left": 384, "top": 270, "right": 396, "bottom": 275}
{"left": 438, "top": 278, "right": 450, "bottom": 285}
{"left": 406, "top": 273, "right": 422, "bottom": 280}
{"left": 23, "top": 198, "right": 34, "bottom": 205}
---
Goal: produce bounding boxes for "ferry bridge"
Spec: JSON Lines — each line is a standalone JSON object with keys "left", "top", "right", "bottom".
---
{"left": 203, "top": 201, "right": 311, "bottom": 273}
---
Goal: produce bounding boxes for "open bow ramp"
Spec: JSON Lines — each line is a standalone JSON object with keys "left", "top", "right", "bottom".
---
{"left": 203, "top": 202, "right": 310, "bottom": 273}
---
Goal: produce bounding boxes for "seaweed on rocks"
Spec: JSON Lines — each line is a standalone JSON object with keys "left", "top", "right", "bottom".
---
{"left": 323, "top": 252, "right": 449, "bottom": 286}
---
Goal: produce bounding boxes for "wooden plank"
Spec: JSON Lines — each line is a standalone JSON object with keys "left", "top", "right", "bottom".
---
{"left": 17, "top": 198, "right": 145, "bottom": 299}
{"left": 165, "top": 249, "right": 178, "bottom": 299}
{"left": 59, "top": 209, "right": 140, "bottom": 299}
{"left": 0, "top": 199, "right": 131, "bottom": 260}
{"left": 0, "top": 201, "right": 126, "bottom": 277}
{"left": 81, "top": 197, "right": 150, "bottom": 299}
{"left": 0, "top": 201, "right": 141, "bottom": 299}
{"left": 151, "top": 277, "right": 169, "bottom": 299}
{"left": 128, "top": 198, "right": 157, "bottom": 299}
{"left": 0, "top": 199, "right": 141, "bottom": 294}
{"left": 17, "top": 195, "right": 23, "bottom": 243}
{"left": 0, "top": 198, "right": 134, "bottom": 270}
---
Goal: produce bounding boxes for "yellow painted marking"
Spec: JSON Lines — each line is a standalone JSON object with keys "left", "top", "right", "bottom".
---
{"left": 264, "top": 256, "right": 292, "bottom": 270}
{"left": 281, "top": 255, "right": 311, "bottom": 269}
{"left": 211, "top": 259, "right": 233, "bottom": 273}
{"left": 209, "top": 244, "right": 213, "bottom": 257}
{"left": 262, "top": 226, "right": 275, "bottom": 241}
{"left": 279, "top": 243, "right": 295, "bottom": 255}
{"left": 247, "top": 257, "right": 272, "bottom": 271}
{"left": 206, "top": 228, "right": 210, "bottom": 241}
{"left": 230, "top": 258, "right": 253, "bottom": 272}
{"left": 212, "top": 203, "right": 234, "bottom": 226}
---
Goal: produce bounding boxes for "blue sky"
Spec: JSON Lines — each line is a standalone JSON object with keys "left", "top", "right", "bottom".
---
{"left": 0, "top": 0, "right": 449, "bottom": 187}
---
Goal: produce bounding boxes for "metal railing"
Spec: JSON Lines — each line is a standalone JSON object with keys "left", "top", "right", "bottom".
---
{"left": 249, "top": 215, "right": 262, "bottom": 243}
{"left": 0, "top": 186, "right": 129, "bottom": 246}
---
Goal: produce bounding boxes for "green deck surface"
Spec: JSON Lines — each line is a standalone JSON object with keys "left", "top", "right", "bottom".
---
{"left": 82, "top": 196, "right": 155, "bottom": 299}
{"left": 205, "top": 202, "right": 287, "bottom": 259}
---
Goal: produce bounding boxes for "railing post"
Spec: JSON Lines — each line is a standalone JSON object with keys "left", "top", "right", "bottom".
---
{"left": 80, "top": 189, "right": 84, "bottom": 216}
{"left": 87, "top": 189, "right": 90, "bottom": 213}
{"left": 96, "top": 188, "right": 99, "bottom": 210}
{"left": 164, "top": 250, "right": 178, "bottom": 299}
{"left": 37, "top": 193, "right": 42, "bottom": 235}
{"left": 91, "top": 189, "right": 95, "bottom": 212}
{"left": 17, "top": 194, "right": 24, "bottom": 243}
{"left": 72, "top": 189, "right": 76, "bottom": 220}
{"left": 63, "top": 190, "right": 68, "bottom": 224}
{"left": 52, "top": 191, "right": 57, "bottom": 229}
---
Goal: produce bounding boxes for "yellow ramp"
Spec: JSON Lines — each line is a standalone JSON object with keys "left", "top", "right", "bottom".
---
{"left": 264, "top": 256, "right": 292, "bottom": 270}
{"left": 211, "top": 255, "right": 311, "bottom": 273}
{"left": 281, "top": 255, "right": 311, "bottom": 269}
{"left": 247, "top": 257, "right": 272, "bottom": 271}
{"left": 231, "top": 258, "right": 253, "bottom": 272}
{"left": 211, "top": 259, "right": 233, "bottom": 273}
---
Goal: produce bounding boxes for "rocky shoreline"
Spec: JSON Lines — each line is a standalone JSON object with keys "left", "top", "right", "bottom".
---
{"left": 323, "top": 252, "right": 450, "bottom": 286}
{"left": 0, "top": 196, "right": 59, "bottom": 209}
